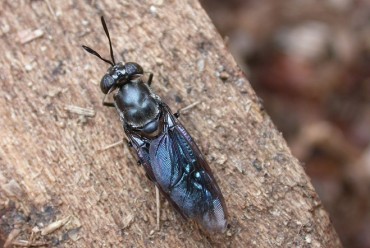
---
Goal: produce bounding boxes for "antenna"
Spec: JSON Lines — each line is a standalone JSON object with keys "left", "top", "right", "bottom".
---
{"left": 82, "top": 45, "right": 114, "bottom": 66}
{"left": 81, "top": 16, "right": 116, "bottom": 66}
{"left": 100, "top": 16, "right": 116, "bottom": 65}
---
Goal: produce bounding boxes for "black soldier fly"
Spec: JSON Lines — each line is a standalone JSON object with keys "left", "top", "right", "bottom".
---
{"left": 82, "top": 16, "right": 228, "bottom": 233}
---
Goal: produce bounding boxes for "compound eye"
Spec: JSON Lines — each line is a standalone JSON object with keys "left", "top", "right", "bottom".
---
{"left": 125, "top": 62, "right": 144, "bottom": 77}
{"left": 100, "top": 74, "right": 115, "bottom": 94}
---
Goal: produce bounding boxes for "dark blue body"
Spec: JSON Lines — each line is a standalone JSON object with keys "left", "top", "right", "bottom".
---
{"left": 124, "top": 102, "right": 228, "bottom": 233}
{"left": 82, "top": 16, "right": 227, "bottom": 233}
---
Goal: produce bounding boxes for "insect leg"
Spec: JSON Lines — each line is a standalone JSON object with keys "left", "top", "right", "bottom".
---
{"left": 103, "top": 102, "right": 115, "bottom": 107}
{"left": 102, "top": 92, "right": 115, "bottom": 107}
{"left": 98, "top": 139, "right": 124, "bottom": 151}
{"left": 156, "top": 186, "right": 161, "bottom": 230}
{"left": 174, "top": 101, "right": 201, "bottom": 118}
{"left": 124, "top": 139, "right": 144, "bottom": 166}
{"left": 147, "top": 72, "right": 153, "bottom": 86}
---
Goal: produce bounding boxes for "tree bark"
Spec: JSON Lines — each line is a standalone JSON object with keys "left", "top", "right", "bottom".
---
{"left": 0, "top": 0, "right": 341, "bottom": 247}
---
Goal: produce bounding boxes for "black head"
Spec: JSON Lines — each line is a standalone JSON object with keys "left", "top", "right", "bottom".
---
{"left": 82, "top": 16, "right": 144, "bottom": 94}
{"left": 100, "top": 62, "right": 143, "bottom": 94}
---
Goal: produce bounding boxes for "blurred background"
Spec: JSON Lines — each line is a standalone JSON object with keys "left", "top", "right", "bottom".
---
{"left": 200, "top": 1, "right": 370, "bottom": 247}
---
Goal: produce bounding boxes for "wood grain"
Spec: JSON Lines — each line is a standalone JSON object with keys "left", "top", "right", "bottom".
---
{"left": 0, "top": 0, "right": 341, "bottom": 247}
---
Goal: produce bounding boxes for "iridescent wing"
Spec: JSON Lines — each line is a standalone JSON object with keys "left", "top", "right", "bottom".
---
{"left": 128, "top": 104, "right": 227, "bottom": 233}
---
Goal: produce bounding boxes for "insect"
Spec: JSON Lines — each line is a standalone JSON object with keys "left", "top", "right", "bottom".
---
{"left": 82, "top": 16, "right": 228, "bottom": 233}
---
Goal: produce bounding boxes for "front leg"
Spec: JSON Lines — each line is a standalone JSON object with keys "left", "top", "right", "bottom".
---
{"left": 102, "top": 92, "right": 115, "bottom": 107}
{"left": 103, "top": 102, "right": 115, "bottom": 107}
{"left": 146, "top": 72, "right": 153, "bottom": 86}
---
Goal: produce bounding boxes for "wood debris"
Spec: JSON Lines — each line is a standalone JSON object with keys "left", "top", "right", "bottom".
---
{"left": 40, "top": 216, "right": 71, "bottom": 235}
{"left": 11, "top": 240, "right": 48, "bottom": 247}
{"left": 4, "top": 228, "right": 21, "bottom": 247}
{"left": 64, "top": 105, "right": 95, "bottom": 117}
{"left": 178, "top": 101, "right": 200, "bottom": 115}
{"left": 122, "top": 213, "right": 135, "bottom": 230}
{"left": 18, "top": 29, "right": 44, "bottom": 44}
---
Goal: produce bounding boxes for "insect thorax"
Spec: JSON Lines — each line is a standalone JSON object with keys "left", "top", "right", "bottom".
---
{"left": 115, "top": 81, "right": 160, "bottom": 129}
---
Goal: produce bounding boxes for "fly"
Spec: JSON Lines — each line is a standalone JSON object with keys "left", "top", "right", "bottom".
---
{"left": 82, "top": 16, "right": 228, "bottom": 233}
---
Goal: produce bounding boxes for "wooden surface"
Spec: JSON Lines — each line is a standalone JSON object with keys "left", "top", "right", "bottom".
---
{"left": 0, "top": 0, "right": 341, "bottom": 247}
